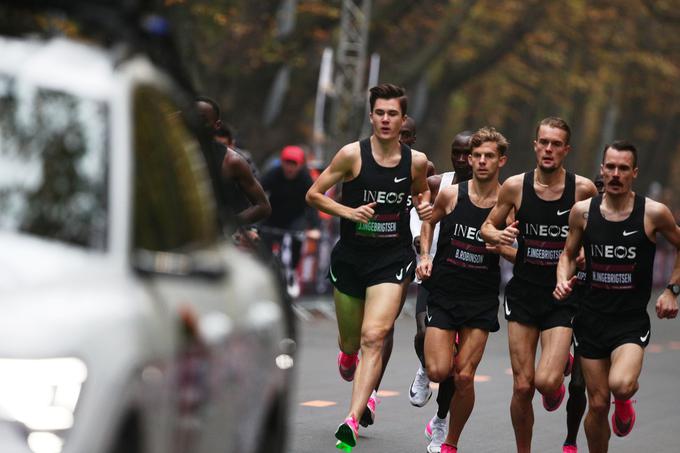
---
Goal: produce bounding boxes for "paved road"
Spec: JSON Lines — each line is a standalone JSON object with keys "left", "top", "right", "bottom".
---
{"left": 287, "top": 293, "right": 680, "bottom": 452}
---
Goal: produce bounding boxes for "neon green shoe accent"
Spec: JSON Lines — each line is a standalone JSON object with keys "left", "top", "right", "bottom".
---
{"left": 336, "top": 440, "right": 353, "bottom": 452}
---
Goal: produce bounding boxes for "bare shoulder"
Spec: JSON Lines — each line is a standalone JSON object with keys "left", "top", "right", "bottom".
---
{"left": 574, "top": 174, "right": 598, "bottom": 199}
{"left": 336, "top": 141, "right": 361, "bottom": 161}
{"left": 439, "top": 182, "right": 459, "bottom": 200}
{"left": 499, "top": 173, "right": 524, "bottom": 197}
{"left": 572, "top": 198, "right": 592, "bottom": 215}
{"left": 645, "top": 197, "right": 673, "bottom": 223}
{"left": 410, "top": 148, "right": 428, "bottom": 167}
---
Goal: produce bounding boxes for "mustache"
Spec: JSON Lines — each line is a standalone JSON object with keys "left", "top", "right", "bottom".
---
{"left": 608, "top": 180, "right": 623, "bottom": 187}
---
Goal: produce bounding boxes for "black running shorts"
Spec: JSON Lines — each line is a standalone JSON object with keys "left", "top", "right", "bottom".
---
{"left": 425, "top": 288, "right": 500, "bottom": 332}
{"left": 503, "top": 277, "right": 576, "bottom": 331}
{"left": 328, "top": 242, "right": 416, "bottom": 299}
{"left": 572, "top": 308, "right": 651, "bottom": 359}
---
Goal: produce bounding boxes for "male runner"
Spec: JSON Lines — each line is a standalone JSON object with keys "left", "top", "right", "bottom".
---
{"left": 560, "top": 174, "right": 604, "bottom": 453}
{"left": 417, "top": 127, "right": 515, "bottom": 453}
{"left": 305, "top": 83, "right": 432, "bottom": 450}
{"left": 407, "top": 130, "right": 474, "bottom": 453}
{"left": 195, "top": 97, "right": 270, "bottom": 227}
{"left": 554, "top": 140, "right": 680, "bottom": 453}
{"left": 480, "top": 117, "right": 598, "bottom": 453}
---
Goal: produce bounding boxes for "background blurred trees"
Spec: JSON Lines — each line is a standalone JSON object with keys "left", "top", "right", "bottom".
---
{"left": 164, "top": 0, "right": 680, "bottom": 200}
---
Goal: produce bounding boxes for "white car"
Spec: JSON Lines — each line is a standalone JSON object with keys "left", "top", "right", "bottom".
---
{"left": 0, "top": 31, "right": 294, "bottom": 453}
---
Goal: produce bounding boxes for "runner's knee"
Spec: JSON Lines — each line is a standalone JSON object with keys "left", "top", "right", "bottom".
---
{"left": 588, "top": 397, "right": 610, "bottom": 416}
{"left": 609, "top": 375, "right": 637, "bottom": 400}
{"left": 453, "top": 368, "right": 475, "bottom": 391}
{"left": 513, "top": 379, "right": 535, "bottom": 400}
{"left": 535, "top": 372, "right": 562, "bottom": 395}
{"left": 426, "top": 363, "right": 450, "bottom": 383}
{"left": 360, "top": 326, "right": 390, "bottom": 351}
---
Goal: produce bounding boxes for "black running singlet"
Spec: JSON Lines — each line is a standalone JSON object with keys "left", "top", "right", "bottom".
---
{"left": 339, "top": 138, "right": 412, "bottom": 249}
{"left": 514, "top": 170, "right": 575, "bottom": 288}
{"left": 582, "top": 194, "right": 656, "bottom": 315}
{"left": 428, "top": 181, "right": 501, "bottom": 299}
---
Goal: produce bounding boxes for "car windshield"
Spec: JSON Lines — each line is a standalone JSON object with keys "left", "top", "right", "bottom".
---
{"left": 0, "top": 74, "right": 109, "bottom": 250}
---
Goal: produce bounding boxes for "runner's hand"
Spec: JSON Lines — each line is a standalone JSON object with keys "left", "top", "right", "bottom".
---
{"left": 305, "top": 228, "right": 321, "bottom": 240}
{"left": 553, "top": 276, "right": 577, "bottom": 301}
{"left": 415, "top": 193, "right": 432, "bottom": 221}
{"left": 498, "top": 220, "right": 519, "bottom": 246}
{"left": 416, "top": 255, "right": 432, "bottom": 280}
{"left": 349, "top": 202, "right": 377, "bottom": 224}
{"left": 656, "top": 291, "right": 679, "bottom": 319}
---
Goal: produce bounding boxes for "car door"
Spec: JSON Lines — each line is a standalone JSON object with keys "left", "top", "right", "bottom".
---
{"left": 129, "top": 85, "right": 238, "bottom": 453}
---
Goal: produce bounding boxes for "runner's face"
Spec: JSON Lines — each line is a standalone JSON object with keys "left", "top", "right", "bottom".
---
{"left": 399, "top": 121, "right": 416, "bottom": 146}
{"left": 534, "top": 125, "right": 570, "bottom": 173}
{"left": 451, "top": 145, "right": 472, "bottom": 180}
{"left": 370, "top": 98, "right": 404, "bottom": 141}
{"left": 600, "top": 148, "right": 637, "bottom": 195}
{"left": 470, "top": 142, "right": 504, "bottom": 182}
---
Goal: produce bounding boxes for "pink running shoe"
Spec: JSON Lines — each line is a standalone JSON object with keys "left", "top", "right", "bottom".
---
{"left": 337, "top": 351, "right": 359, "bottom": 382}
{"left": 562, "top": 444, "right": 577, "bottom": 453}
{"left": 359, "top": 392, "right": 378, "bottom": 427}
{"left": 612, "top": 399, "right": 636, "bottom": 437}
{"left": 335, "top": 416, "right": 359, "bottom": 447}
{"left": 542, "top": 383, "right": 566, "bottom": 412}
{"left": 564, "top": 352, "right": 574, "bottom": 376}
{"left": 441, "top": 444, "right": 457, "bottom": 453}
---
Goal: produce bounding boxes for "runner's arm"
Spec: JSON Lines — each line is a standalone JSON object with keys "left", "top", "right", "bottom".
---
{"left": 480, "top": 176, "right": 520, "bottom": 245}
{"left": 305, "top": 145, "right": 376, "bottom": 223}
{"left": 554, "top": 200, "right": 588, "bottom": 300}
{"left": 411, "top": 151, "right": 432, "bottom": 221}
{"left": 649, "top": 200, "right": 680, "bottom": 319}
{"left": 416, "top": 185, "right": 457, "bottom": 280}
{"left": 227, "top": 153, "right": 271, "bottom": 225}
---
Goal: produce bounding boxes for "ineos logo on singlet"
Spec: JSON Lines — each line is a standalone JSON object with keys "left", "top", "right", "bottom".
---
{"left": 453, "top": 224, "right": 484, "bottom": 243}
{"left": 524, "top": 223, "right": 569, "bottom": 238}
{"left": 590, "top": 244, "right": 637, "bottom": 259}
{"left": 363, "top": 189, "right": 406, "bottom": 205}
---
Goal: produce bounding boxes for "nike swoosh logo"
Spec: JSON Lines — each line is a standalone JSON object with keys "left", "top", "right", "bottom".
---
{"left": 640, "top": 330, "right": 650, "bottom": 342}
{"left": 557, "top": 209, "right": 571, "bottom": 216}
{"left": 623, "top": 230, "right": 638, "bottom": 237}
{"left": 396, "top": 268, "right": 404, "bottom": 281}
{"left": 329, "top": 265, "right": 338, "bottom": 283}
{"left": 573, "top": 334, "right": 579, "bottom": 348}
{"left": 394, "top": 176, "right": 408, "bottom": 183}
{"left": 405, "top": 261, "right": 413, "bottom": 272}
{"left": 504, "top": 300, "right": 511, "bottom": 316}
{"left": 427, "top": 313, "right": 432, "bottom": 323}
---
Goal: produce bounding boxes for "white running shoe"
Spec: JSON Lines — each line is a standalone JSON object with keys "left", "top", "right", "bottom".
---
{"left": 425, "top": 414, "right": 448, "bottom": 453}
{"left": 408, "top": 365, "right": 432, "bottom": 407}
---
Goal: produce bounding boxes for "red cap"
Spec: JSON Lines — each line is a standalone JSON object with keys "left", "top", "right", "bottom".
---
{"left": 281, "top": 145, "right": 305, "bottom": 164}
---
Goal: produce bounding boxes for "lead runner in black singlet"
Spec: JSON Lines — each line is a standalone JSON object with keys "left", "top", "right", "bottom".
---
{"left": 480, "top": 117, "right": 598, "bottom": 453}
{"left": 417, "top": 127, "right": 516, "bottom": 452}
{"left": 306, "top": 84, "right": 432, "bottom": 450}
{"left": 554, "top": 140, "right": 680, "bottom": 452}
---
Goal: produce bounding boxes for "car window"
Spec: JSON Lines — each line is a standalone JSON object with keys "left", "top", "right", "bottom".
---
{"left": 0, "top": 74, "right": 109, "bottom": 250}
{"left": 132, "top": 86, "right": 218, "bottom": 252}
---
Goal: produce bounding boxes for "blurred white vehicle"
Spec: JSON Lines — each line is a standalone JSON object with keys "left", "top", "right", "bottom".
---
{"left": 0, "top": 28, "right": 294, "bottom": 453}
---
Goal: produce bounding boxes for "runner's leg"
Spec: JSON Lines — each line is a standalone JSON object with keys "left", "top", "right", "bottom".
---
{"left": 445, "top": 327, "right": 489, "bottom": 447}
{"left": 346, "top": 282, "right": 404, "bottom": 421}
{"left": 508, "top": 321, "right": 540, "bottom": 453}
{"left": 580, "top": 357, "right": 611, "bottom": 453}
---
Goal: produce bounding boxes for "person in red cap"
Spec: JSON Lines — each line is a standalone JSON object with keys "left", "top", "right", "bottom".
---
{"left": 260, "top": 145, "right": 321, "bottom": 297}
